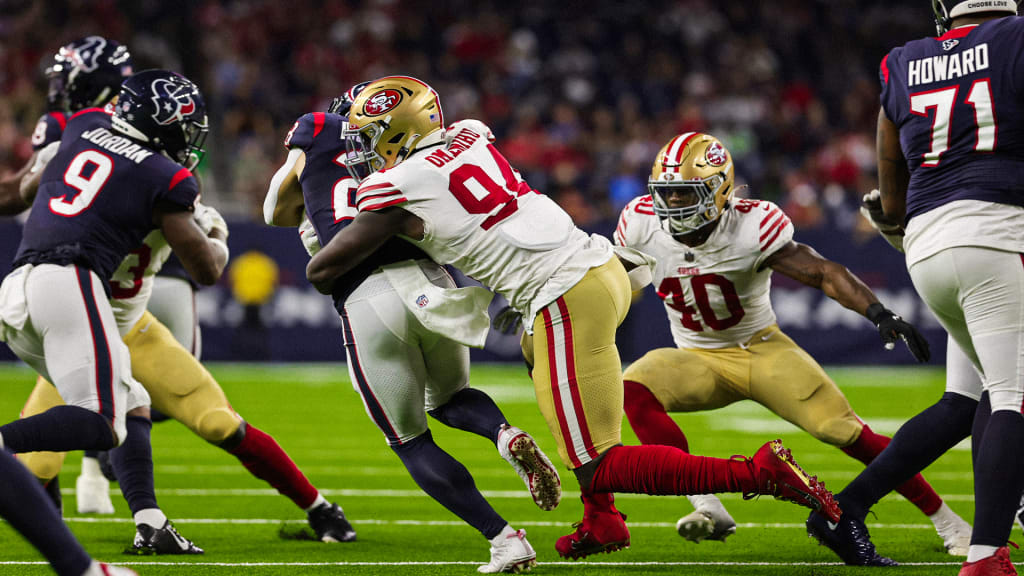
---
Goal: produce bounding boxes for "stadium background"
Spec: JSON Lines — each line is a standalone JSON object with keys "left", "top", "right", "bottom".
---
{"left": 0, "top": 0, "right": 948, "bottom": 366}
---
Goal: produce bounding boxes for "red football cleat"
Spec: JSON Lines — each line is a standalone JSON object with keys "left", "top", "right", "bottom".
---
{"left": 555, "top": 500, "right": 630, "bottom": 559}
{"left": 743, "top": 439, "right": 841, "bottom": 523}
{"left": 959, "top": 547, "right": 1018, "bottom": 576}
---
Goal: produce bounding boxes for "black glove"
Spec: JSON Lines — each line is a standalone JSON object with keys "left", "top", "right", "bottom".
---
{"left": 492, "top": 305, "right": 523, "bottom": 334}
{"left": 866, "top": 302, "right": 930, "bottom": 362}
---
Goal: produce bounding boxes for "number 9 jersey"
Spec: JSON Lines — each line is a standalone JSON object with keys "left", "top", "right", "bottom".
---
{"left": 14, "top": 108, "right": 198, "bottom": 289}
{"left": 615, "top": 196, "right": 793, "bottom": 349}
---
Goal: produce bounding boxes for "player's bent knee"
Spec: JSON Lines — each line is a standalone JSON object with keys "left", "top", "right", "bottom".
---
{"left": 18, "top": 451, "right": 65, "bottom": 482}
{"left": 194, "top": 408, "right": 242, "bottom": 445}
{"left": 812, "top": 416, "right": 863, "bottom": 447}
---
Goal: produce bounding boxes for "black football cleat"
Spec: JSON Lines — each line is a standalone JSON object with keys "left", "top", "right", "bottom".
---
{"left": 806, "top": 511, "right": 897, "bottom": 566}
{"left": 307, "top": 502, "right": 357, "bottom": 543}
{"left": 125, "top": 520, "right": 204, "bottom": 555}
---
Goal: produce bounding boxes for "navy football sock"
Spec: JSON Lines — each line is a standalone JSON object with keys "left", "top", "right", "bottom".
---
{"left": 971, "top": 391, "right": 991, "bottom": 468}
{"left": 838, "top": 392, "right": 976, "bottom": 521}
{"left": 392, "top": 430, "right": 507, "bottom": 539}
{"left": 0, "top": 406, "right": 116, "bottom": 453}
{"left": 428, "top": 388, "right": 508, "bottom": 443}
{"left": 970, "top": 410, "right": 1024, "bottom": 547}
{"left": 0, "top": 450, "right": 92, "bottom": 576}
{"left": 110, "top": 415, "right": 158, "bottom": 515}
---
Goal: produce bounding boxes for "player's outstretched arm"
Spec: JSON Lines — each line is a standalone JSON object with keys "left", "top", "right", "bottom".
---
{"left": 159, "top": 209, "right": 229, "bottom": 285}
{"left": 306, "top": 207, "right": 421, "bottom": 294}
{"left": 766, "top": 241, "right": 929, "bottom": 362}
{"left": 876, "top": 108, "right": 910, "bottom": 224}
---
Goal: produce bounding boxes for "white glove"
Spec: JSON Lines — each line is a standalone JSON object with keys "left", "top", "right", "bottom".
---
{"left": 859, "top": 189, "right": 904, "bottom": 253}
{"left": 299, "top": 215, "right": 320, "bottom": 256}
{"left": 194, "top": 202, "right": 229, "bottom": 240}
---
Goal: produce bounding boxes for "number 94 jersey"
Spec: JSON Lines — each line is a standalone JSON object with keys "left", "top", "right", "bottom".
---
{"left": 615, "top": 196, "right": 792, "bottom": 349}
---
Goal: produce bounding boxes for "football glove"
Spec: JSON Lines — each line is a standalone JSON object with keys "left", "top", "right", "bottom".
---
{"left": 492, "top": 305, "right": 523, "bottom": 334}
{"left": 299, "top": 215, "right": 320, "bottom": 257}
{"left": 860, "top": 189, "right": 904, "bottom": 252}
{"left": 194, "top": 202, "right": 228, "bottom": 240}
{"left": 866, "top": 302, "right": 930, "bottom": 362}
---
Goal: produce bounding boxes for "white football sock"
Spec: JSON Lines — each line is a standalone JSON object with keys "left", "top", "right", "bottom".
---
{"left": 134, "top": 508, "right": 168, "bottom": 528}
{"left": 304, "top": 493, "right": 328, "bottom": 512}
{"left": 80, "top": 456, "right": 103, "bottom": 478}
{"left": 967, "top": 544, "right": 998, "bottom": 563}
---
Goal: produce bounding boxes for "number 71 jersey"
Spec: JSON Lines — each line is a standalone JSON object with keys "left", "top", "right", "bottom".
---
{"left": 615, "top": 196, "right": 792, "bottom": 349}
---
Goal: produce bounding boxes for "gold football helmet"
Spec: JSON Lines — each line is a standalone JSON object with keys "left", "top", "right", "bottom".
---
{"left": 649, "top": 132, "right": 734, "bottom": 236}
{"left": 342, "top": 76, "right": 444, "bottom": 181}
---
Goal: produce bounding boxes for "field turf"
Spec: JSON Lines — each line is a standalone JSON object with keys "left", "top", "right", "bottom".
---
{"left": 0, "top": 363, "right": 1004, "bottom": 575}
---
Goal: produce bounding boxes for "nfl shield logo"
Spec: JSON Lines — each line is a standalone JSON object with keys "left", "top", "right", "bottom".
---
{"left": 416, "top": 294, "right": 429, "bottom": 308}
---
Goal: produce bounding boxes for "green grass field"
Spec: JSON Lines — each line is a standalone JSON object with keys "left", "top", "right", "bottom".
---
{"left": 0, "top": 363, "right": 1004, "bottom": 575}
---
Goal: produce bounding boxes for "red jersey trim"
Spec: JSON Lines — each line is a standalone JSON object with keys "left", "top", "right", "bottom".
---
{"left": 312, "top": 112, "right": 326, "bottom": 138}
{"left": 50, "top": 112, "right": 68, "bottom": 131}
{"left": 361, "top": 197, "right": 407, "bottom": 212}
{"left": 168, "top": 168, "right": 193, "bottom": 191}
{"left": 70, "top": 107, "right": 109, "bottom": 120}
{"left": 935, "top": 24, "right": 978, "bottom": 41}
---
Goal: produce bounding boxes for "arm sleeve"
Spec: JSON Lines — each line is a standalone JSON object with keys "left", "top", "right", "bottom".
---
{"left": 31, "top": 114, "right": 65, "bottom": 151}
{"left": 264, "top": 148, "right": 306, "bottom": 225}
{"left": 355, "top": 175, "right": 408, "bottom": 212}
{"left": 879, "top": 49, "right": 899, "bottom": 123}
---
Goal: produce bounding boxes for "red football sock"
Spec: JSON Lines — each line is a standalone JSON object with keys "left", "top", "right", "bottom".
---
{"left": 623, "top": 380, "right": 689, "bottom": 452}
{"left": 841, "top": 424, "right": 942, "bottom": 516}
{"left": 590, "top": 444, "right": 757, "bottom": 495}
{"left": 229, "top": 424, "right": 319, "bottom": 509}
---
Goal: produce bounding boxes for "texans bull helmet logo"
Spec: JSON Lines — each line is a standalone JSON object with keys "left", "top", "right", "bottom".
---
{"left": 67, "top": 36, "right": 107, "bottom": 73}
{"left": 363, "top": 89, "right": 403, "bottom": 116}
{"left": 149, "top": 78, "right": 198, "bottom": 126}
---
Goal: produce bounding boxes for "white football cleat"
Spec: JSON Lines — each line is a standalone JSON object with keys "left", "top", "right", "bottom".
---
{"left": 678, "top": 494, "right": 736, "bottom": 543}
{"left": 75, "top": 472, "right": 115, "bottom": 515}
{"left": 929, "top": 502, "right": 971, "bottom": 556}
{"left": 478, "top": 526, "right": 536, "bottom": 574}
{"left": 497, "top": 425, "right": 561, "bottom": 511}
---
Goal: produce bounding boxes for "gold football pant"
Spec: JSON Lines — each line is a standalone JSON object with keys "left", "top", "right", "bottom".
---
{"left": 521, "top": 258, "right": 632, "bottom": 469}
{"left": 18, "top": 311, "right": 242, "bottom": 481}
{"left": 623, "top": 325, "right": 863, "bottom": 447}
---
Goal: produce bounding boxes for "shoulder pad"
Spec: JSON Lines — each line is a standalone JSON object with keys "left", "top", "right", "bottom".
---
{"left": 283, "top": 112, "right": 329, "bottom": 150}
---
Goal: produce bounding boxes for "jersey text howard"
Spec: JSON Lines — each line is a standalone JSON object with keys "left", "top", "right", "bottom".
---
{"left": 907, "top": 44, "right": 988, "bottom": 87}
{"left": 81, "top": 127, "right": 154, "bottom": 164}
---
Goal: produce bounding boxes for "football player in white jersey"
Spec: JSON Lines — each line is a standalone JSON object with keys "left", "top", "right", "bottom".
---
{"left": 615, "top": 132, "right": 970, "bottom": 558}
{"left": 307, "top": 76, "right": 842, "bottom": 559}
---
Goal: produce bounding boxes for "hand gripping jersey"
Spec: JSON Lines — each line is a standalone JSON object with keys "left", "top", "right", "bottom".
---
{"left": 353, "top": 119, "right": 613, "bottom": 326}
{"left": 285, "top": 111, "right": 427, "bottom": 310}
{"left": 881, "top": 18, "right": 1024, "bottom": 221}
{"left": 615, "top": 196, "right": 793, "bottom": 349}
{"left": 14, "top": 108, "right": 199, "bottom": 292}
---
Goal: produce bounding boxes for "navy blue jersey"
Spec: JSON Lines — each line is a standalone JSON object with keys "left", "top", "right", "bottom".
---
{"left": 14, "top": 108, "right": 198, "bottom": 293}
{"left": 881, "top": 17, "right": 1024, "bottom": 222}
{"left": 285, "top": 112, "right": 427, "bottom": 309}
{"left": 30, "top": 112, "right": 67, "bottom": 151}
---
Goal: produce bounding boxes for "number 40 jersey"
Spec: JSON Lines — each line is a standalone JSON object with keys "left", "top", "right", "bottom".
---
{"left": 615, "top": 196, "right": 792, "bottom": 349}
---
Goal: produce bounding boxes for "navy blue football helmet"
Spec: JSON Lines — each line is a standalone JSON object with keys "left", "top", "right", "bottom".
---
{"left": 327, "top": 81, "right": 370, "bottom": 117}
{"left": 111, "top": 69, "right": 209, "bottom": 170}
{"left": 45, "top": 36, "right": 132, "bottom": 113}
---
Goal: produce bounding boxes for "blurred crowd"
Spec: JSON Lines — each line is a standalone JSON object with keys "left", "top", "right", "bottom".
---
{"left": 0, "top": 0, "right": 934, "bottom": 233}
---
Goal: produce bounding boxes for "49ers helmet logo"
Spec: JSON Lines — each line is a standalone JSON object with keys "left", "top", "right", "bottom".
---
{"left": 705, "top": 141, "right": 728, "bottom": 166}
{"left": 363, "top": 89, "right": 403, "bottom": 116}
{"left": 150, "top": 78, "right": 197, "bottom": 126}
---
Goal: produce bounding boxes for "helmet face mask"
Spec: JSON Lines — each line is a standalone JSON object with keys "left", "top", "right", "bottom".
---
{"left": 341, "top": 121, "right": 387, "bottom": 183}
{"left": 649, "top": 133, "right": 734, "bottom": 238}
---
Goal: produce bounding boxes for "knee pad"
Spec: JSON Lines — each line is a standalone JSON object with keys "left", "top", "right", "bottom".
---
{"left": 17, "top": 451, "right": 66, "bottom": 483}
{"left": 194, "top": 407, "right": 242, "bottom": 445}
